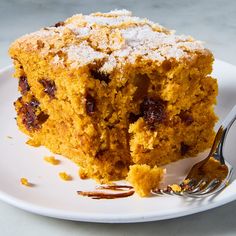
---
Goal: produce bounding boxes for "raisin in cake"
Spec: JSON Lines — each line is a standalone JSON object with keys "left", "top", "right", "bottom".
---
{"left": 9, "top": 10, "right": 218, "bottom": 195}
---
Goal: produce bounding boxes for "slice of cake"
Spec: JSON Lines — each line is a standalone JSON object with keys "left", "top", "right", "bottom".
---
{"left": 9, "top": 10, "right": 218, "bottom": 196}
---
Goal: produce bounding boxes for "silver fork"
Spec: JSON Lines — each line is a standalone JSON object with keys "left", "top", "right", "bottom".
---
{"left": 152, "top": 105, "right": 236, "bottom": 198}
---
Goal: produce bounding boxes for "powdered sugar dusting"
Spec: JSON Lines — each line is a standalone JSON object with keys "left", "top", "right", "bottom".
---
{"left": 106, "top": 9, "right": 132, "bottom": 16}
{"left": 158, "top": 46, "right": 185, "bottom": 59}
{"left": 14, "top": 10, "right": 210, "bottom": 71}
{"left": 51, "top": 54, "right": 64, "bottom": 66}
{"left": 31, "top": 29, "right": 58, "bottom": 38}
{"left": 144, "top": 50, "right": 165, "bottom": 62}
{"left": 100, "top": 55, "right": 117, "bottom": 73}
{"left": 121, "top": 25, "right": 200, "bottom": 51}
{"left": 61, "top": 18, "right": 207, "bottom": 70}
{"left": 105, "top": 25, "right": 207, "bottom": 65}
{"left": 66, "top": 24, "right": 91, "bottom": 37}
{"left": 20, "top": 29, "right": 58, "bottom": 41}
{"left": 92, "top": 9, "right": 132, "bottom": 17}
{"left": 84, "top": 15, "right": 156, "bottom": 28}
{"left": 177, "top": 41, "right": 204, "bottom": 51}
{"left": 63, "top": 42, "right": 107, "bottom": 68}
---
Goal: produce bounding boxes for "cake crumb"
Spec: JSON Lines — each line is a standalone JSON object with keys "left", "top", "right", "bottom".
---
{"left": 20, "top": 177, "right": 32, "bottom": 187}
{"left": 169, "top": 184, "right": 182, "bottom": 192}
{"left": 26, "top": 139, "right": 41, "bottom": 147}
{"left": 6, "top": 136, "right": 13, "bottom": 139}
{"left": 59, "top": 172, "right": 72, "bottom": 181}
{"left": 127, "top": 164, "right": 164, "bottom": 197}
{"left": 44, "top": 156, "right": 60, "bottom": 165}
{"left": 183, "top": 179, "right": 190, "bottom": 185}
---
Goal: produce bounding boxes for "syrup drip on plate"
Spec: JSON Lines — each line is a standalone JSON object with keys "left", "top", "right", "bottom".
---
{"left": 77, "top": 185, "right": 134, "bottom": 199}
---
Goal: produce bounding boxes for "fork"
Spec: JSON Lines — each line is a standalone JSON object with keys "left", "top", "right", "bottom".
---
{"left": 152, "top": 105, "right": 236, "bottom": 198}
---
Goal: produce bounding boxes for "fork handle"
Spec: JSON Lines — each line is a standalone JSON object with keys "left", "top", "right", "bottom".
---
{"left": 221, "top": 105, "right": 236, "bottom": 130}
{"left": 211, "top": 105, "right": 236, "bottom": 164}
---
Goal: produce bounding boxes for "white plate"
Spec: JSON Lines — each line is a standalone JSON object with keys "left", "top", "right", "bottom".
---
{"left": 0, "top": 59, "right": 236, "bottom": 223}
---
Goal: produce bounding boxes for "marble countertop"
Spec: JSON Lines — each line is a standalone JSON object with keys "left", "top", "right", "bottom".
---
{"left": 1, "top": 0, "right": 236, "bottom": 235}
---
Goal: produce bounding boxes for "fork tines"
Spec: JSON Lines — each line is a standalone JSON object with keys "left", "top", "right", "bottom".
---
{"left": 152, "top": 178, "right": 224, "bottom": 198}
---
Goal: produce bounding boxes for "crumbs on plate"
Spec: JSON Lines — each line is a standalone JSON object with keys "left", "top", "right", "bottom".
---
{"left": 26, "top": 139, "right": 41, "bottom": 147}
{"left": 59, "top": 172, "right": 72, "bottom": 181}
{"left": 44, "top": 156, "right": 60, "bottom": 165}
{"left": 20, "top": 177, "right": 32, "bottom": 187}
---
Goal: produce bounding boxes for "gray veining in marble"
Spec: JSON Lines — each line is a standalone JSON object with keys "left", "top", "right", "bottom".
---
{"left": 0, "top": 0, "right": 236, "bottom": 235}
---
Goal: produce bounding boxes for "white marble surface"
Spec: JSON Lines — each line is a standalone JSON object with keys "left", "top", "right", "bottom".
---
{"left": 0, "top": 0, "right": 236, "bottom": 235}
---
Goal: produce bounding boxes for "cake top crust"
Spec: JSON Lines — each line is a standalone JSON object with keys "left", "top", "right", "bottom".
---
{"left": 9, "top": 9, "right": 212, "bottom": 73}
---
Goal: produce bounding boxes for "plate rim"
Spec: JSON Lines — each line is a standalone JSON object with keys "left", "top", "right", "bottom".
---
{"left": 0, "top": 187, "right": 236, "bottom": 223}
{"left": 1, "top": 59, "right": 236, "bottom": 223}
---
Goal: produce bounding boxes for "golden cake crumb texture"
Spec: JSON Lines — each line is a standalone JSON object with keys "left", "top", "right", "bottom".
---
{"left": 127, "top": 164, "right": 164, "bottom": 197}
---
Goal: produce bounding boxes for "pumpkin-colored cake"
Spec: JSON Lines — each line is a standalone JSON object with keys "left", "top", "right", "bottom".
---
{"left": 9, "top": 10, "right": 218, "bottom": 196}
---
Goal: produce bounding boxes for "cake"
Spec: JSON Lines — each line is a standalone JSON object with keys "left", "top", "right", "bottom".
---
{"left": 127, "top": 164, "right": 164, "bottom": 197}
{"left": 9, "top": 10, "right": 218, "bottom": 196}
